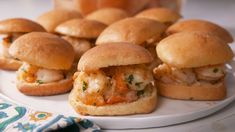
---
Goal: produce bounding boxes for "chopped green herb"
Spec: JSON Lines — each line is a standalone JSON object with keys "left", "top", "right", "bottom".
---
{"left": 36, "top": 80, "right": 43, "bottom": 84}
{"left": 126, "top": 74, "right": 134, "bottom": 84}
{"left": 15, "top": 58, "right": 20, "bottom": 61}
{"left": 137, "top": 90, "right": 144, "bottom": 97}
{"left": 82, "top": 81, "right": 88, "bottom": 92}
{"left": 135, "top": 82, "right": 143, "bottom": 87}
{"left": 21, "top": 68, "right": 27, "bottom": 73}
{"left": 213, "top": 68, "right": 219, "bottom": 73}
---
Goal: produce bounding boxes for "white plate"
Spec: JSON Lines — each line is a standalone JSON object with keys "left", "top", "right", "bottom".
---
{"left": 0, "top": 65, "right": 235, "bottom": 129}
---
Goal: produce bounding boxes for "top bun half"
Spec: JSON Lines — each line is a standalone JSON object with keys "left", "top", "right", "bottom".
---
{"left": 9, "top": 32, "right": 75, "bottom": 70}
{"left": 157, "top": 32, "right": 234, "bottom": 68}
{"left": 36, "top": 9, "right": 82, "bottom": 33}
{"left": 135, "top": 8, "right": 181, "bottom": 24}
{"left": 96, "top": 18, "right": 166, "bottom": 45}
{"left": 55, "top": 19, "right": 107, "bottom": 38}
{"left": 78, "top": 43, "right": 153, "bottom": 72}
{"left": 166, "top": 19, "right": 233, "bottom": 43}
{"left": 0, "top": 18, "right": 45, "bottom": 34}
{"left": 86, "top": 8, "right": 129, "bottom": 25}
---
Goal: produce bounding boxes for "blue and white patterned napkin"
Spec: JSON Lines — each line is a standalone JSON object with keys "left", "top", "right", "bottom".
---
{"left": 0, "top": 95, "right": 101, "bottom": 132}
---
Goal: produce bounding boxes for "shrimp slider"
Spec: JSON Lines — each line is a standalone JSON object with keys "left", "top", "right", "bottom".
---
{"left": 0, "top": 18, "right": 45, "bottom": 70}
{"left": 55, "top": 19, "right": 107, "bottom": 62}
{"left": 69, "top": 43, "right": 157, "bottom": 115}
{"left": 9, "top": 32, "right": 75, "bottom": 96}
{"left": 96, "top": 18, "right": 167, "bottom": 70}
{"left": 154, "top": 32, "right": 234, "bottom": 100}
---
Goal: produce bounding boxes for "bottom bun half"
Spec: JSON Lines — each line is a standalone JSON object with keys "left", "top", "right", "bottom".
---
{"left": 0, "top": 56, "right": 22, "bottom": 70}
{"left": 157, "top": 80, "right": 226, "bottom": 101}
{"left": 17, "top": 78, "right": 73, "bottom": 96}
{"left": 69, "top": 86, "right": 157, "bottom": 116}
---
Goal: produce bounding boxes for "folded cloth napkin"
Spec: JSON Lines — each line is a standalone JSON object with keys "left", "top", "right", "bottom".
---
{"left": 0, "top": 95, "right": 100, "bottom": 132}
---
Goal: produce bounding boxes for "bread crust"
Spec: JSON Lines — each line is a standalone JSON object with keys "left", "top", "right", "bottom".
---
{"left": 55, "top": 19, "right": 107, "bottom": 38}
{"left": 86, "top": 8, "right": 128, "bottom": 25}
{"left": 0, "top": 56, "right": 22, "bottom": 70}
{"left": 157, "top": 32, "right": 234, "bottom": 68}
{"left": 69, "top": 85, "right": 157, "bottom": 115}
{"left": 9, "top": 32, "right": 75, "bottom": 70}
{"left": 0, "top": 18, "right": 45, "bottom": 34}
{"left": 36, "top": 9, "right": 82, "bottom": 33}
{"left": 96, "top": 18, "right": 166, "bottom": 45}
{"left": 157, "top": 80, "right": 226, "bottom": 100}
{"left": 78, "top": 43, "right": 153, "bottom": 72}
{"left": 17, "top": 77, "right": 73, "bottom": 96}
{"left": 166, "top": 19, "right": 233, "bottom": 43}
{"left": 136, "top": 8, "right": 181, "bottom": 24}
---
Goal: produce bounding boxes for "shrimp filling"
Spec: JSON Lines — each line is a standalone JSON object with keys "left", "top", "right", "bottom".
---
{"left": 74, "top": 65, "right": 154, "bottom": 106}
{"left": 61, "top": 36, "right": 92, "bottom": 61}
{"left": 154, "top": 63, "right": 225, "bottom": 85}
{"left": 17, "top": 63, "right": 65, "bottom": 84}
{"left": 1, "top": 33, "right": 23, "bottom": 59}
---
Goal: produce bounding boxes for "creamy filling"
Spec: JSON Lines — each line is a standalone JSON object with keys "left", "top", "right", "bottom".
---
{"left": 62, "top": 36, "right": 92, "bottom": 61}
{"left": 154, "top": 63, "right": 225, "bottom": 85}
{"left": 18, "top": 63, "right": 65, "bottom": 84}
{"left": 74, "top": 65, "right": 154, "bottom": 106}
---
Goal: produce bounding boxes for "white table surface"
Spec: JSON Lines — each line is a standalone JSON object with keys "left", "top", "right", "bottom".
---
{"left": 0, "top": 0, "right": 235, "bottom": 131}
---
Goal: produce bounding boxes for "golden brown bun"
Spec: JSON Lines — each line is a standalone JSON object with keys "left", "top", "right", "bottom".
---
{"left": 96, "top": 18, "right": 166, "bottom": 45}
{"left": 36, "top": 9, "right": 82, "bottom": 33}
{"left": 86, "top": 8, "right": 129, "bottom": 25}
{"left": 78, "top": 43, "right": 153, "bottom": 72}
{"left": 135, "top": 8, "right": 181, "bottom": 25}
{"left": 55, "top": 19, "right": 107, "bottom": 38}
{"left": 0, "top": 18, "right": 45, "bottom": 34}
{"left": 157, "top": 32, "right": 234, "bottom": 68}
{"left": 157, "top": 81, "right": 226, "bottom": 100}
{"left": 74, "top": 0, "right": 150, "bottom": 16}
{"left": 166, "top": 19, "right": 234, "bottom": 43}
{"left": 69, "top": 85, "right": 157, "bottom": 115}
{"left": 9, "top": 32, "right": 75, "bottom": 70}
{"left": 17, "top": 78, "right": 73, "bottom": 96}
{"left": 0, "top": 56, "right": 22, "bottom": 70}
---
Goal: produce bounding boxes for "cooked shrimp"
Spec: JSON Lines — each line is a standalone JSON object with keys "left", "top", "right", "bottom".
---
{"left": 2, "top": 33, "right": 24, "bottom": 58}
{"left": 195, "top": 65, "right": 225, "bottom": 81}
{"left": 36, "top": 69, "right": 64, "bottom": 83}
{"left": 18, "top": 63, "right": 65, "bottom": 83}
{"left": 154, "top": 64, "right": 196, "bottom": 84}
{"left": 171, "top": 68, "right": 196, "bottom": 84}
{"left": 74, "top": 70, "right": 108, "bottom": 105}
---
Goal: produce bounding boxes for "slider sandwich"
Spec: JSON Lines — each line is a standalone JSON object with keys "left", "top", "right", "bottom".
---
{"left": 96, "top": 18, "right": 166, "bottom": 70}
{"left": 0, "top": 18, "right": 45, "bottom": 70}
{"left": 154, "top": 32, "right": 234, "bottom": 100}
{"left": 9, "top": 32, "right": 75, "bottom": 96}
{"left": 36, "top": 9, "right": 82, "bottom": 33}
{"left": 166, "top": 19, "right": 233, "bottom": 43}
{"left": 136, "top": 8, "right": 182, "bottom": 26}
{"left": 86, "top": 8, "right": 129, "bottom": 25}
{"left": 55, "top": 19, "right": 107, "bottom": 62}
{"left": 69, "top": 43, "right": 157, "bottom": 115}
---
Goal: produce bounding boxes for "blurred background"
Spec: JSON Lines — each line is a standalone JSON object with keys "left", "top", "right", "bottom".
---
{"left": 0, "top": 0, "right": 234, "bottom": 37}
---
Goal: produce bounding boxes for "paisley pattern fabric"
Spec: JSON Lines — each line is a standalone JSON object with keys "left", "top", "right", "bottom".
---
{"left": 0, "top": 95, "right": 100, "bottom": 132}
